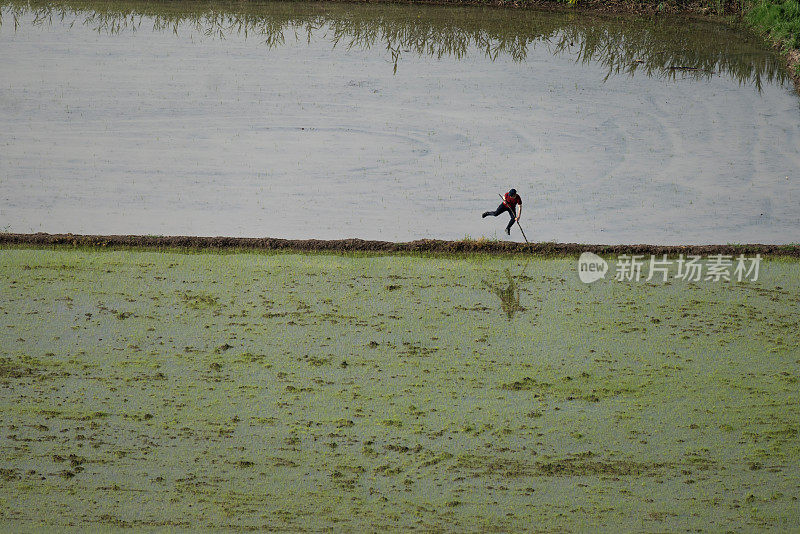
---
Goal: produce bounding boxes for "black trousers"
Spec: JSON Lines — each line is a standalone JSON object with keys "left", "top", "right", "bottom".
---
{"left": 484, "top": 204, "right": 516, "bottom": 230}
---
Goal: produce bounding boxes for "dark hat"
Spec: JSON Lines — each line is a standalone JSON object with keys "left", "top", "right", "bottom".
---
{"left": 509, "top": 189, "right": 517, "bottom": 196}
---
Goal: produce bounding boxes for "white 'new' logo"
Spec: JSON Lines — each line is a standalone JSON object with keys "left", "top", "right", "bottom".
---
{"left": 578, "top": 252, "right": 608, "bottom": 283}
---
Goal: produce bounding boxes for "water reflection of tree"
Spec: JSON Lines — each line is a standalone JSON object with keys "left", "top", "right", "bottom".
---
{"left": 0, "top": 0, "right": 787, "bottom": 88}
{"left": 482, "top": 268, "right": 526, "bottom": 319}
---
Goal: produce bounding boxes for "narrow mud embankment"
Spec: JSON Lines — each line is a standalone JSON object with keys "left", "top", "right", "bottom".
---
{"left": 1, "top": 233, "right": 798, "bottom": 257}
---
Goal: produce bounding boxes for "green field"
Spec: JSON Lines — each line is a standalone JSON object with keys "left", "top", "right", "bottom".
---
{"left": 1, "top": 247, "right": 798, "bottom": 531}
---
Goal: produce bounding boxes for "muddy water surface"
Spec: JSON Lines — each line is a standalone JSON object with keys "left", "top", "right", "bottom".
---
{"left": 1, "top": 249, "right": 799, "bottom": 530}
{"left": 1, "top": 0, "right": 798, "bottom": 243}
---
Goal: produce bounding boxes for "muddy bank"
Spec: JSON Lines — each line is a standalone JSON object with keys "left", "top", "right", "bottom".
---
{"left": 2, "top": 233, "right": 798, "bottom": 257}
{"left": 786, "top": 47, "right": 800, "bottom": 91}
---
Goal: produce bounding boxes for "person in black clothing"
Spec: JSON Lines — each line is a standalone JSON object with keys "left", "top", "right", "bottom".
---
{"left": 482, "top": 189, "right": 522, "bottom": 235}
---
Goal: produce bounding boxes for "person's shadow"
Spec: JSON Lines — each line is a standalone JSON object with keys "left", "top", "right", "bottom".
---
{"left": 481, "top": 265, "right": 527, "bottom": 319}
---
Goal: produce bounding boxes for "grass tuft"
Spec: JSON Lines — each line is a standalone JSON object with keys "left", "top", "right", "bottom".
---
{"left": 746, "top": 0, "right": 800, "bottom": 49}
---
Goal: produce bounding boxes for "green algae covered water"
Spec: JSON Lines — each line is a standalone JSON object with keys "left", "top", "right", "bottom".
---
{"left": 1, "top": 0, "right": 798, "bottom": 244}
{"left": 0, "top": 248, "right": 798, "bottom": 530}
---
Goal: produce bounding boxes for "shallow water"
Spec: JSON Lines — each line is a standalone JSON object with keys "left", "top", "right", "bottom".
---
{"left": 1, "top": 0, "right": 798, "bottom": 243}
{"left": 1, "top": 248, "right": 798, "bottom": 530}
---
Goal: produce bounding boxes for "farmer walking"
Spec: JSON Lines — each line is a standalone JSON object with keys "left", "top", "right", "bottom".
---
{"left": 482, "top": 189, "right": 523, "bottom": 236}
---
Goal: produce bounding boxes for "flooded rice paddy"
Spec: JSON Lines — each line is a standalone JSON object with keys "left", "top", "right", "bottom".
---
{"left": 1, "top": 248, "right": 799, "bottom": 530}
{"left": 1, "top": 0, "right": 799, "bottom": 244}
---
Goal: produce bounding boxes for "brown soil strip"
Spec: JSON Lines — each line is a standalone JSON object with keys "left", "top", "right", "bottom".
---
{"left": 1, "top": 233, "right": 798, "bottom": 257}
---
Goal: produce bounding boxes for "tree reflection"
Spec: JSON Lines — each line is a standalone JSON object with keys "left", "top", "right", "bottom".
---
{"left": 1, "top": 0, "right": 788, "bottom": 88}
